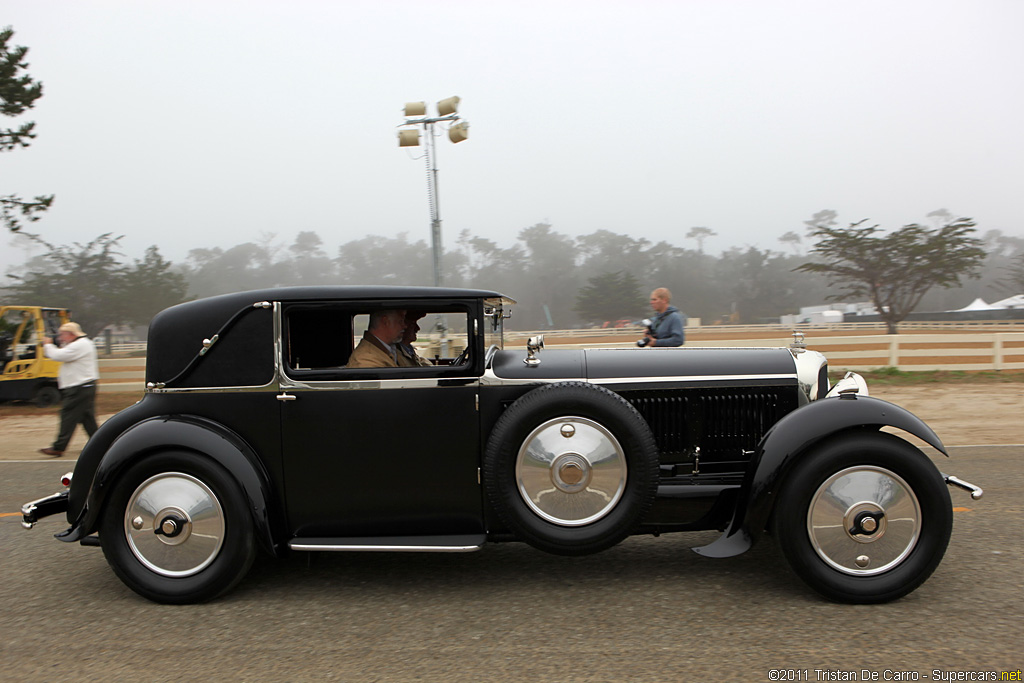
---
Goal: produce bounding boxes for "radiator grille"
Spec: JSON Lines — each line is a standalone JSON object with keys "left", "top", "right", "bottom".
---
{"left": 625, "top": 387, "right": 797, "bottom": 476}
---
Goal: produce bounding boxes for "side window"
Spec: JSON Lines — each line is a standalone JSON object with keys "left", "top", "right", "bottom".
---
{"left": 285, "top": 307, "right": 353, "bottom": 370}
{"left": 396, "top": 311, "right": 471, "bottom": 367}
{"left": 284, "top": 304, "right": 475, "bottom": 380}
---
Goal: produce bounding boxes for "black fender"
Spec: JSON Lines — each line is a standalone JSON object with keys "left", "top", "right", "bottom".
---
{"left": 693, "top": 394, "right": 946, "bottom": 558}
{"left": 56, "top": 415, "right": 283, "bottom": 557}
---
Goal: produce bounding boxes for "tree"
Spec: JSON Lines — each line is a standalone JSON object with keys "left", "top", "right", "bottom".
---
{"left": 1003, "top": 253, "right": 1024, "bottom": 294}
{"left": 685, "top": 226, "right": 716, "bottom": 254}
{"left": 183, "top": 241, "right": 288, "bottom": 296}
{"left": 573, "top": 271, "right": 645, "bottom": 325}
{"left": 119, "top": 246, "right": 190, "bottom": 325}
{"left": 778, "top": 231, "right": 802, "bottom": 254}
{"left": 336, "top": 232, "right": 432, "bottom": 285}
{"left": 287, "top": 231, "right": 334, "bottom": 285}
{"left": 1, "top": 27, "right": 53, "bottom": 232}
{"left": 717, "top": 247, "right": 819, "bottom": 323}
{"left": 455, "top": 229, "right": 525, "bottom": 291}
{"left": 4, "top": 233, "right": 188, "bottom": 334}
{"left": 796, "top": 215, "right": 987, "bottom": 333}
{"left": 513, "top": 223, "right": 580, "bottom": 328}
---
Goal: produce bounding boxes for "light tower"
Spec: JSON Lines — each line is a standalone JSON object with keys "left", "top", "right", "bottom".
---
{"left": 398, "top": 96, "right": 469, "bottom": 287}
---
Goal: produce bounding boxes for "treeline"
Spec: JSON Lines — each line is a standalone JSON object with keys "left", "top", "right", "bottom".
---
{"left": 179, "top": 222, "right": 1024, "bottom": 330}
{"left": 6, "top": 222, "right": 1024, "bottom": 335}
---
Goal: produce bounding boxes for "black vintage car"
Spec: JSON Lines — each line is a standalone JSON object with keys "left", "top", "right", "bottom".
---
{"left": 22, "top": 286, "right": 983, "bottom": 604}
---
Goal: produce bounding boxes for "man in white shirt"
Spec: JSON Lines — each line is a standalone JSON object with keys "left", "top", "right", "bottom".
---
{"left": 39, "top": 322, "right": 99, "bottom": 457}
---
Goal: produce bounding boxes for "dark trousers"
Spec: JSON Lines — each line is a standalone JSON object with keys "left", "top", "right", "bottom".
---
{"left": 53, "top": 383, "right": 98, "bottom": 452}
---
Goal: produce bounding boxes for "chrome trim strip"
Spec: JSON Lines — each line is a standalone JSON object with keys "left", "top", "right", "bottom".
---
{"left": 147, "top": 383, "right": 279, "bottom": 394}
{"left": 288, "top": 541, "right": 482, "bottom": 553}
{"left": 273, "top": 300, "right": 285, "bottom": 385}
{"left": 479, "top": 370, "right": 585, "bottom": 386}
{"left": 479, "top": 370, "right": 797, "bottom": 387}
{"left": 280, "top": 376, "right": 481, "bottom": 391}
{"left": 591, "top": 373, "right": 797, "bottom": 385}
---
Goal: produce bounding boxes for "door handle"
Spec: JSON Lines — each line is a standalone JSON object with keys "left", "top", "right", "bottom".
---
{"left": 276, "top": 393, "right": 297, "bottom": 402}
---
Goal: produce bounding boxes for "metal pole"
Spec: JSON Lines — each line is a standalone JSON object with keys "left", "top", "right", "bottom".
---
{"left": 424, "top": 121, "right": 443, "bottom": 288}
{"left": 422, "top": 120, "right": 447, "bottom": 350}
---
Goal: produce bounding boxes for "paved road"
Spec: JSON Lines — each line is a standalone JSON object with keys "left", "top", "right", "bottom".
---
{"left": 1, "top": 447, "right": 1020, "bottom": 682}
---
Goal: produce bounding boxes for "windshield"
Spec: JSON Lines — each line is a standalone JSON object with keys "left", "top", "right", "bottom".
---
{"left": 483, "top": 297, "right": 512, "bottom": 351}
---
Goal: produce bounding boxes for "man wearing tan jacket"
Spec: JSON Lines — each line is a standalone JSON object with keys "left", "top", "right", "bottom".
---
{"left": 346, "top": 309, "right": 407, "bottom": 368}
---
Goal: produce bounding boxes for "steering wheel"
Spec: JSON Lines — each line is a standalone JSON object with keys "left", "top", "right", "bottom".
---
{"left": 451, "top": 347, "right": 470, "bottom": 367}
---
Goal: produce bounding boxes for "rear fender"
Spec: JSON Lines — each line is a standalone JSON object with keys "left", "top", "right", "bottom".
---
{"left": 693, "top": 394, "right": 946, "bottom": 558}
{"left": 57, "top": 415, "right": 283, "bottom": 556}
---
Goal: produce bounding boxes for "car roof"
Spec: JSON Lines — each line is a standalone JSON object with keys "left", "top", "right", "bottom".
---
{"left": 162, "top": 285, "right": 511, "bottom": 319}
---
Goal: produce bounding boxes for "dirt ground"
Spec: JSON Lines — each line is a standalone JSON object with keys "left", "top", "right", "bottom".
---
{"left": 1, "top": 384, "right": 1021, "bottom": 462}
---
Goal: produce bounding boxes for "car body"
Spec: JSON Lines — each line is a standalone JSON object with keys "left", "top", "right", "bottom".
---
{"left": 22, "top": 286, "right": 982, "bottom": 604}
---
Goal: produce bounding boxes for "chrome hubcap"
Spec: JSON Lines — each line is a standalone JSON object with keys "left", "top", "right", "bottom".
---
{"left": 516, "top": 417, "right": 627, "bottom": 526}
{"left": 807, "top": 466, "right": 921, "bottom": 575}
{"left": 123, "top": 472, "right": 225, "bottom": 577}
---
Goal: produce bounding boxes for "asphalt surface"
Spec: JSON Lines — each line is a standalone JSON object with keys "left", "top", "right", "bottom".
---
{"left": 1, "top": 446, "right": 1020, "bottom": 682}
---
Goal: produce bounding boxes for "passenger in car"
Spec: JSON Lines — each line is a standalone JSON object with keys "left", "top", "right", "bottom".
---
{"left": 345, "top": 309, "right": 407, "bottom": 368}
{"left": 397, "top": 311, "right": 432, "bottom": 367}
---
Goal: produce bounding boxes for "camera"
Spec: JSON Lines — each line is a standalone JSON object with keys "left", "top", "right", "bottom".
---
{"left": 635, "top": 318, "right": 654, "bottom": 347}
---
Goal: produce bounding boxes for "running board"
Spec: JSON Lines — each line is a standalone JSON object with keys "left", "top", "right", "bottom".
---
{"left": 288, "top": 534, "right": 486, "bottom": 553}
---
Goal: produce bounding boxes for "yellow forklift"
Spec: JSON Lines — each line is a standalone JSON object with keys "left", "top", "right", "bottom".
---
{"left": 0, "top": 306, "right": 70, "bottom": 406}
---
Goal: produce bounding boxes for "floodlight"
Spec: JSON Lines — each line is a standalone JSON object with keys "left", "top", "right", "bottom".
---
{"left": 437, "top": 96, "right": 460, "bottom": 116}
{"left": 448, "top": 121, "right": 469, "bottom": 144}
{"left": 404, "top": 101, "right": 426, "bottom": 117}
{"left": 398, "top": 129, "right": 420, "bottom": 147}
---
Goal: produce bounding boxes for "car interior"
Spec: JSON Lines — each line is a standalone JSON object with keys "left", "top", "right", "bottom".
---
{"left": 283, "top": 305, "right": 472, "bottom": 378}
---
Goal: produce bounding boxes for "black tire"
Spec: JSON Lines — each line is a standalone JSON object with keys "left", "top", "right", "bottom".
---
{"left": 483, "top": 382, "right": 659, "bottom": 556}
{"left": 32, "top": 384, "right": 60, "bottom": 408}
{"left": 99, "top": 451, "right": 256, "bottom": 604}
{"left": 773, "top": 432, "right": 952, "bottom": 604}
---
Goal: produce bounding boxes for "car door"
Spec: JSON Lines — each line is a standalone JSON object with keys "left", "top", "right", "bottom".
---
{"left": 278, "top": 302, "right": 484, "bottom": 539}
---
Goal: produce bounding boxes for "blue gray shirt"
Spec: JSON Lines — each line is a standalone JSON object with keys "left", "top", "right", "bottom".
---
{"left": 651, "top": 305, "right": 685, "bottom": 346}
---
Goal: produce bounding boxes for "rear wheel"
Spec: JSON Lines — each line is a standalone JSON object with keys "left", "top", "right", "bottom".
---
{"left": 773, "top": 432, "right": 952, "bottom": 603}
{"left": 99, "top": 451, "right": 255, "bottom": 603}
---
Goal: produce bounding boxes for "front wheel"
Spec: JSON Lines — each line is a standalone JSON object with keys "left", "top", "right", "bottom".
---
{"left": 99, "top": 451, "right": 255, "bottom": 603}
{"left": 773, "top": 432, "right": 952, "bottom": 603}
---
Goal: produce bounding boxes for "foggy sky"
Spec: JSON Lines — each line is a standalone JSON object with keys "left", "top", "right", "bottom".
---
{"left": 4, "top": 0, "right": 1022, "bottom": 273}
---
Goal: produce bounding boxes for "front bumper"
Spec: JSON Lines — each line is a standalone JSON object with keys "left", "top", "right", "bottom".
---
{"left": 943, "top": 473, "right": 984, "bottom": 500}
{"left": 21, "top": 490, "right": 69, "bottom": 529}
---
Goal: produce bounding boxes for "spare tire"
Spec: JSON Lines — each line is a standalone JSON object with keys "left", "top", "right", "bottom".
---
{"left": 483, "top": 381, "right": 659, "bottom": 555}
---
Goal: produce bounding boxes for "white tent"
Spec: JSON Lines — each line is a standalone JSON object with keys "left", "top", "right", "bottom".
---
{"left": 989, "top": 294, "right": 1024, "bottom": 309}
{"left": 953, "top": 297, "right": 995, "bottom": 311}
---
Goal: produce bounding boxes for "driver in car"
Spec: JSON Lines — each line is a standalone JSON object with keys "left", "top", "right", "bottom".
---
{"left": 345, "top": 309, "right": 406, "bottom": 368}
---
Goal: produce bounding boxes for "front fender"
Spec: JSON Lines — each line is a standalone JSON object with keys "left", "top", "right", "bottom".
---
{"left": 57, "top": 415, "right": 283, "bottom": 556}
{"left": 693, "top": 394, "right": 946, "bottom": 558}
